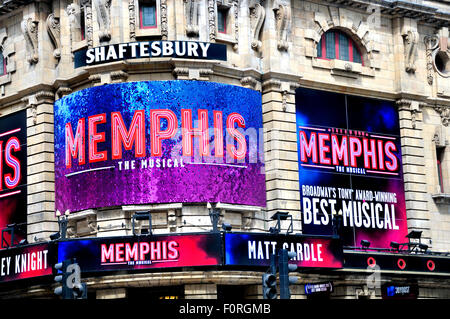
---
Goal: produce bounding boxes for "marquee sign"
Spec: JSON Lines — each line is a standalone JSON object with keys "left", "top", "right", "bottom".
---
{"left": 57, "top": 233, "right": 222, "bottom": 272}
{"left": 296, "top": 87, "right": 408, "bottom": 249}
{"left": 224, "top": 233, "right": 343, "bottom": 268}
{"left": 74, "top": 41, "right": 227, "bottom": 68}
{"left": 0, "top": 110, "right": 27, "bottom": 247}
{"left": 54, "top": 81, "right": 265, "bottom": 213}
{"left": 0, "top": 243, "right": 56, "bottom": 283}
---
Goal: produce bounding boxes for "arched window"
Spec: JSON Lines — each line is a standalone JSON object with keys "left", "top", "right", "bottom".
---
{"left": 0, "top": 50, "right": 6, "bottom": 76}
{"left": 317, "top": 30, "right": 363, "bottom": 65}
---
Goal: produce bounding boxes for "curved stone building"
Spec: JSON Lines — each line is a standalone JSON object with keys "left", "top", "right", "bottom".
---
{"left": 0, "top": 0, "right": 449, "bottom": 299}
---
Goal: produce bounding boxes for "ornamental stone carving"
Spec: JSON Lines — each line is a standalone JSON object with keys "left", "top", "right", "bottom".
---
{"left": 46, "top": 13, "right": 61, "bottom": 60}
{"left": 161, "top": 0, "right": 168, "bottom": 40}
{"left": 249, "top": 0, "right": 265, "bottom": 51}
{"left": 129, "top": 0, "right": 136, "bottom": 41}
{"left": 208, "top": 0, "right": 216, "bottom": 42}
{"left": 66, "top": 3, "right": 80, "bottom": 48}
{"left": 435, "top": 105, "right": 450, "bottom": 127}
{"left": 402, "top": 30, "right": 418, "bottom": 73}
{"left": 21, "top": 18, "right": 39, "bottom": 64}
{"left": 94, "top": 0, "right": 112, "bottom": 42}
{"left": 273, "top": 0, "right": 291, "bottom": 51}
{"left": 424, "top": 35, "right": 439, "bottom": 85}
{"left": 81, "top": 0, "right": 94, "bottom": 47}
{"left": 185, "top": 0, "right": 199, "bottom": 37}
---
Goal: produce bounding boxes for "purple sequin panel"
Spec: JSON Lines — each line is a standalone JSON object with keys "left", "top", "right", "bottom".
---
{"left": 54, "top": 81, "right": 266, "bottom": 213}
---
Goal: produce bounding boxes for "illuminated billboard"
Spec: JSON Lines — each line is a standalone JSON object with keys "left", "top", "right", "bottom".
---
{"left": 224, "top": 233, "right": 343, "bottom": 268}
{"left": 0, "top": 243, "right": 56, "bottom": 283}
{"left": 296, "top": 87, "right": 408, "bottom": 248}
{"left": 0, "top": 110, "right": 27, "bottom": 247}
{"left": 57, "top": 233, "right": 222, "bottom": 272}
{"left": 54, "top": 81, "right": 265, "bottom": 213}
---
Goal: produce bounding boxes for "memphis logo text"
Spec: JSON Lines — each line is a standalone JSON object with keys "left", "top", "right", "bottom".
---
{"left": 65, "top": 109, "right": 247, "bottom": 168}
{"left": 298, "top": 126, "right": 400, "bottom": 176}
{"left": 101, "top": 240, "right": 179, "bottom": 266}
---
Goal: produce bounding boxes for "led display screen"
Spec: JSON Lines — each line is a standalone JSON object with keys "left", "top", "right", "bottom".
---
{"left": 224, "top": 233, "right": 343, "bottom": 268}
{"left": 296, "top": 87, "right": 408, "bottom": 248}
{"left": 57, "top": 233, "right": 222, "bottom": 272}
{"left": 0, "top": 243, "right": 55, "bottom": 282}
{"left": 0, "top": 110, "right": 27, "bottom": 247}
{"left": 54, "top": 81, "right": 265, "bottom": 213}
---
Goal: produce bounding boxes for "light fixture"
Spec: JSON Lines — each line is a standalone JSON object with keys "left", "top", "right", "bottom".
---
{"left": 208, "top": 202, "right": 221, "bottom": 233}
{"left": 270, "top": 211, "right": 293, "bottom": 235}
{"left": 221, "top": 223, "right": 232, "bottom": 231}
{"left": 361, "top": 240, "right": 371, "bottom": 249}
{"left": 50, "top": 232, "right": 61, "bottom": 241}
{"left": 132, "top": 211, "right": 152, "bottom": 236}
{"left": 419, "top": 243, "right": 429, "bottom": 252}
{"left": 406, "top": 230, "right": 422, "bottom": 241}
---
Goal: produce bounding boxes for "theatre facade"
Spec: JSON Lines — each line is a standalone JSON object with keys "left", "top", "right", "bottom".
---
{"left": 0, "top": 0, "right": 450, "bottom": 299}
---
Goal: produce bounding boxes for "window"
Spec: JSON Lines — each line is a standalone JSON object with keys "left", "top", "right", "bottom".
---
{"left": 140, "top": 0, "right": 157, "bottom": 29}
{"left": 0, "top": 51, "right": 6, "bottom": 76}
{"left": 217, "top": 7, "right": 228, "bottom": 33}
{"left": 437, "top": 147, "right": 445, "bottom": 193}
{"left": 80, "top": 7, "right": 86, "bottom": 40}
{"left": 317, "top": 30, "right": 363, "bottom": 65}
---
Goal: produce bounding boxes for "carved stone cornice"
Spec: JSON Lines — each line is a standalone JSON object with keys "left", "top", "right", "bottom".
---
{"left": 35, "top": 90, "right": 55, "bottom": 103}
{"left": 110, "top": 70, "right": 129, "bottom": 82}
{"left": 319, "top": 0, "right": 450, "bottom": 26}
{"left": 56, "top": 86, "right": 72, "bottom": 99}
{"left": 240, "top": 76, "right": 258, "bottom": 89}
{"left": 396, "top": 99, "right": 423, "bottom": 129}
{"left": 21, "top": 18, "right": 39, "bottom": 64}
{"left": 46, "top": 13, "right": 61, "bottom": 60}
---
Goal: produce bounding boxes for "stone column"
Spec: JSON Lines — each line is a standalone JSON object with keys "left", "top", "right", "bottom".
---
{"left": 262, "top": 79, "right": 301, "bottom": 233}
{"left": 397, "top": 99, "right": 431, "bottom": 244}
{"left": 25, "top": 91, "right": 58, "bottom": 243}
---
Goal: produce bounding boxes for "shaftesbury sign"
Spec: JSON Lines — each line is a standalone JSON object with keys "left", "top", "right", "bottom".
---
{"left": 74, "top": 41, "right": 227, "bottom": 68}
